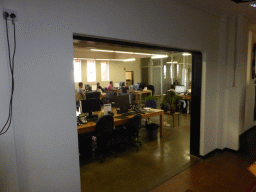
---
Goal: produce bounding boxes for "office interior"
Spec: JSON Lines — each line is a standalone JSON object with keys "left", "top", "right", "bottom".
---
{"left": 74, "top": 39, "right": 196, "bottom": 191}
{"left": 73, "top": 39, "right": 192, "bottom": 95}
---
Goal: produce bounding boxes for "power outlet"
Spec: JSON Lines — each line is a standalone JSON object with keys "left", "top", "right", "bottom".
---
{"left": 3, "top": 9, "right": 18, "bottom": 22}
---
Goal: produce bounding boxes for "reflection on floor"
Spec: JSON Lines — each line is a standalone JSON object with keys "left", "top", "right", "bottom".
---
{"left": 80, "top": 113, "right": 200, "bottom": 192}
{"left": 151, "top": 151, "right": 256, "bottom": 192}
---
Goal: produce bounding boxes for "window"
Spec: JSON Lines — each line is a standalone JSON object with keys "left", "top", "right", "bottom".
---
{"left": 177, "top": 64, "right": 180, "bottom": 76}
{"left": 101, "top": 61, "right": 109, "bottom": 81}
{"left": 87, "top": 60, "right": 96, "bottom": 82}
{"left": 73, "top": 60, "right": 81, "bottom": 82}
{"left": 163, "top": 65, "right": 166, "bottom": 79}
{"left": 170, "top": 65, "right": 173, "bottom": 79}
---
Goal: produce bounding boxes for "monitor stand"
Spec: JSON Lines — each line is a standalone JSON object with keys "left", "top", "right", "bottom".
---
{"left": 117, "top": 107, "right": 129, "bottom": 114}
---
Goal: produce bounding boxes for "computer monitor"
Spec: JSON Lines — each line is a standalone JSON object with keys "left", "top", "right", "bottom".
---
{"left": 114, "top": 83, "right": 119, "bottom": 88}
{"left": 133, "top": 84, "right": 139, "bottom": 90}
{"left": 175, "top": 85, "right": 186, "bottom": 93}
{"left": 91, "top": 85, "right": 97, "bottom": 91}
{"left": 86, "top": 92, "right": 101, "bottom": 100}
{"left": 81, "top": 99, "right": 101, "bottom": 118}
{"left": 114, "top": 95, "right": 130, "bottom": 113}
{"left": 137, "top": 82, "right": 144, "bottom": 90}
{"left": 119, "top": 82, "right": 125, "bottom": 88}
{"left": 121, "top": 86, "right": 129, "bottom": 93}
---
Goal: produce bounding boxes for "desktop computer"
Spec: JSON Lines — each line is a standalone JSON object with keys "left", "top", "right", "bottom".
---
{"left": 114, "top": 83, "right": 119, "bottom": 89}
{"left": 81, "top": 99, "right": 101, "bottom": 120}
{"left": 114, "top": 95, "right": 131, "bottom": 114}
{"left": 91, "top": 85, "right": 97, "bottom": 91}
{"left": 86, "top": 92, "right": 101, "bottom": 100}
{"left": 175, "top": 85, "right": 186, "bottom": 93}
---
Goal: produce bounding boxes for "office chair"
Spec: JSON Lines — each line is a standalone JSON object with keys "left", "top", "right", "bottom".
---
{"left": 103, "top": 87, "right": 108, "bottom": 92}
{"left": 145, "top": 99, "right": 157, "bottom": 109}
{"left": 119, "top": 114, "right": 142, "bottom": 151}
{"left": 93, "top": 115, "right": 115, "bottom": 162}
{"left": 78, "top": 132, "right": 94, "bottom": 158}
{"left": 85, "top": 84, "right": 91, "bottom": 91}
{"left": 147, "top": 85, "right": 155, "bottom": 95}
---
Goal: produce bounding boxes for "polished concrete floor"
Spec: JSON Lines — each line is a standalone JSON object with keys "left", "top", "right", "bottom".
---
{"left": 151, "top": 151, "right": 256, "bottom": 192}
{"left": 79, "top": 112, "right": 200, "bottom": 192}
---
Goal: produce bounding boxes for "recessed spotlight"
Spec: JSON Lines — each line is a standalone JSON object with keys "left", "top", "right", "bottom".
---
{"left": 151, "top": 55, "right": 168, "bottom": 59}
{"left": 182, "top": 53, "right": 191, "bottom": 56}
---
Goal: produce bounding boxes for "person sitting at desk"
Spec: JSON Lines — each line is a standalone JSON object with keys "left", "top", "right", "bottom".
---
{"left": 168, "top": 84, "right": 176, "bottom": 94}
{"left": 187, "top": 83, "right": 191, "bottom": 95}
{"left": 84, "top": 84, "right": 91, "bottom": 91}
{"left": 107, "top": 81, "right": 117, "bottom": 91}
{"left": 96, "top": 82, "right": 104, "bottom": 92}
{"left": 76, "top": 82, "right": 85, "bottom": 111}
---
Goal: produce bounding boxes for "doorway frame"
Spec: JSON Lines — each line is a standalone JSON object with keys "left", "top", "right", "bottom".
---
{"left": 125, "top": 71, "right": 134, "bottom": 85}
{"left": 73, "top": 34, "right": 202, "bottom": 157}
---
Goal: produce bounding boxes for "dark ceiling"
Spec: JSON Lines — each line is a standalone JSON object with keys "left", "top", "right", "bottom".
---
{"left": 231, "top": 0, "right": 255, "bottom": 3}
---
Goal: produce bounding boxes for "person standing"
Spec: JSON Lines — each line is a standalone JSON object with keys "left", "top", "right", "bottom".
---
{"left": 76, "top": 82, "right": 85, "bottom": 111}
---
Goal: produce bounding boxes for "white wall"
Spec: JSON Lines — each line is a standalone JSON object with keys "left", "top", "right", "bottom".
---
{"left": 0, "top": 0, "right": 239, "bottom": 191}
{"left": 0, "top": 5, "right": 19, "bottom": 192}
{"left": 74, "top": 59, "right": 141, "bottom": 89}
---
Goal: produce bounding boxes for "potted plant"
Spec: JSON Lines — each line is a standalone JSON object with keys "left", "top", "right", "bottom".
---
{"left": 160, "top": 95, "right": 170, "bottom": 112}
{"left": 144, "top": 95, "right": 158, "bottom": 102}
{"left": 164, "top": 91, "right": 182, "bottom": 113}
{"left": 170, "top": 94, "right": 182, "bottom": 113}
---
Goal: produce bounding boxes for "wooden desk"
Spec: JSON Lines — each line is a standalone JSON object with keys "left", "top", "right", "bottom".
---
{"left": 182, "top": 95, "right": 191, "bottom": 100}
{"left": 77, "top": 108, "right": 164, "bottom": 137}
{"left": 127, "top": 90, "right": 152, "bottom": 103}
{"left": 164, "top": 112, "right": 180, "bottom": 127}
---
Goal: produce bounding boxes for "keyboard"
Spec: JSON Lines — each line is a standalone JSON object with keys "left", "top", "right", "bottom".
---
{"left": 87, "top": 118, "right": 98, "bottom": 123}
{"left": 122, "top": 111, "right": 137, "bottom": 116}
{"left": 115, "top": 116, "right": 129, "bottom": 119}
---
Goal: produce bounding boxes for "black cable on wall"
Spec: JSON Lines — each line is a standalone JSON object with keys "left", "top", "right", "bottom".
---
{"left": 1, "top": 12, "right": 16, "bottom": 135}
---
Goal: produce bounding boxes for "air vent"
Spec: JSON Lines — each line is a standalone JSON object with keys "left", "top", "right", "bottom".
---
{"left": 231, "top": 0, "right": 256, "bottom": 3}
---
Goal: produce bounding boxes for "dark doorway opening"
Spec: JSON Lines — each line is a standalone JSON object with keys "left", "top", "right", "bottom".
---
{"left": 73, "top": 34, "right": 202, "bottom": 157}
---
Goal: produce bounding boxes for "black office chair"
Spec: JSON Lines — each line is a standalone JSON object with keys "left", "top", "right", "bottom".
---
{"left": 147, "top": 85, "right": 155, "bottom": 95}
{"left": 85, "top": 84, "right": 91, "bottom": 91}
{"left": 93, "top": 115, "right": 115, "bottom": 162}
{"left": 103, "top": 87, "right": 108, "bottom": 92}
{"left": 145, "top": 99, "right": 157, "bottom": 109}
{"left": 78, "top": 132, "right": 94, "bottom": 159}
{"left": 119, "top": 114, "right": 142, "bottom": 151}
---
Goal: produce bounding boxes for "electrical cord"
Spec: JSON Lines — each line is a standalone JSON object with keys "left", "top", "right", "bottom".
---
{"left": 0, "top": 13, "right": 16, "bottom": 135}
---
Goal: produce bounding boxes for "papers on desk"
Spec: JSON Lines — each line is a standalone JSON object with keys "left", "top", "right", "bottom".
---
{"left": 104, "top": 104, "right": 111, "bottom": 115}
